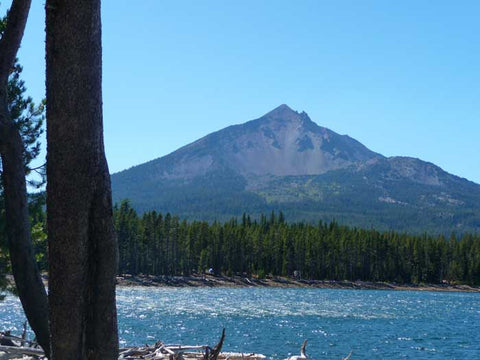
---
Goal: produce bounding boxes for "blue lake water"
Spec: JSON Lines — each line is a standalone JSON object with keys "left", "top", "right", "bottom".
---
{"left": 1, "top": 287, "right": 479, "bottom": 359}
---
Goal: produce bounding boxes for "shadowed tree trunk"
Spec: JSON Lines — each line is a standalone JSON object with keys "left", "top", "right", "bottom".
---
{"left": 0, "top": 0, "right": 50, "bottom": 357}
{"left": 46, "top": 0, "right": 119, "bottom": 359}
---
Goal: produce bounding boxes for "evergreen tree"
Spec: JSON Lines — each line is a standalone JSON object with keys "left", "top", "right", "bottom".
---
{"left": 110, "top": 204, "right": 480, "bottom": 286}
{"left": 0, "top": 15, "right": 45, "bottom": 294}
{"left": 0, "top": 3, "right": 50, "bottom": 354}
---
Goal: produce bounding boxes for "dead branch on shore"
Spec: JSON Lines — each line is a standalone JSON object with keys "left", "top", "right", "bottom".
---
{"left": 284, "top": 340, "right": 307, "bottom": 360}
{"left": 0, "top": 344, "right": 45, "bottom": 358}
{"left": 0, "top": 329, "right": 353, "bottom": 359}
{"left": 118, "top": 329, "right": 264, "bottom": 360}
{"left": 0, "top": 328, "right": 264, "bottom": 360}
{"left": 0, "top": 330, "right": 38, "bottom": 348}
{"left": 204, "top": 328, "right": 225, "bottom": 360}
{"left": 1, "top": 330, "right": 44, "bottom": 359}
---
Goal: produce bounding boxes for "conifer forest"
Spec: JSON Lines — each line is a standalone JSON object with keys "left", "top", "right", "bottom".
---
{"left": 113, "top": 200, "right": 480, "bottom": 285}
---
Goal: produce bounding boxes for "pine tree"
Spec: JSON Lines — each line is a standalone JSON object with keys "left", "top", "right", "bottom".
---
{"left": 0, "top": 2, "right": 50, "bottom": 355}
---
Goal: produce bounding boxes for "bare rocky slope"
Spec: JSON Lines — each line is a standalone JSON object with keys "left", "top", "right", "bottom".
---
{"left": 111, "top": 105, "right": 480, "bottom": 234}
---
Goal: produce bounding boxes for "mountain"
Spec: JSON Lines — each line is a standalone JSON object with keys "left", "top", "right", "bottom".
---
{"left": 111, "top": 105, "right": 480, "bottom": 234}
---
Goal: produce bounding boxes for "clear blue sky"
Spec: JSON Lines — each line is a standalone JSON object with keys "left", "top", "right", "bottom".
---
{"left": 8, "top": 0, "right": 480, "bottom": 183}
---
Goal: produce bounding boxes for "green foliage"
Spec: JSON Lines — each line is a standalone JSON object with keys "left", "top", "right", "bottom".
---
{"left": 112, "top": 158, "right": 480, "bottom": 235}
{"left": 112, "top": 204, "right": 480, "bottom": 285}
{"left": 7, "top": 62, "right": 45, "bottom": 180}
{"left": 254, "top": 165, "right": 480, "bottom": 235}
{"left": 112, "top": 167, "right": 267, "bottom": 221}
{"left": 0, "top": 205, "right": 7, "bottom": 300}
{"left": 0, "top": 12, "right": 45, "bottom": 185}
{"left": 0, "top": 12, "right": 46, "bottom": 297}
{"left": 29, "top": 192, "right": 47, "bottom": 271}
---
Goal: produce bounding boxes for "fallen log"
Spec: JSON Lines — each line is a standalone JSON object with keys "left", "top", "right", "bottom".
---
{"left": 0, "top": 345, "right": 45, "bottom": 356}
{"left": 1, "top": 329, "right": 352, "bottom": 359}
{"left": 117, "top": 329, "right": 265, "bottom": 360}
{"left": 0, "top": 331, "right": 39, "bottom": 348}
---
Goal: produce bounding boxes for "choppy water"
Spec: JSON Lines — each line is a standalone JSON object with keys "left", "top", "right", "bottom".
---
{"left": 1, "top": 288, "right": 479, "bottom": 359}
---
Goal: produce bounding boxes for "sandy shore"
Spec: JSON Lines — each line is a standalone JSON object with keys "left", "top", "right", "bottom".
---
{"left": 115, "top": 274, "right": 480, "bottom": 293}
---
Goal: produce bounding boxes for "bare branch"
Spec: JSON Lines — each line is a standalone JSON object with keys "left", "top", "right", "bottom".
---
{"left": 300, "top": 340, "right": 307, "bottom": 358}
{"left": 208, "top": 329, "right": 226, "bottom": 360}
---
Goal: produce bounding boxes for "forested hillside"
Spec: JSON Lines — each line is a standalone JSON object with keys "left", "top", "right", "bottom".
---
{"left": 114, "top": 201, "right": 480, "bottom": 285}
{"left": 112, "top": 105, "right": 480, "bottom": 234}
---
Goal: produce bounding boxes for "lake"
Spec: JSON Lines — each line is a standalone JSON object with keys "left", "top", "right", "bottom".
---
{"left": 1, "top": 288, "right": 479, "bottom": 359}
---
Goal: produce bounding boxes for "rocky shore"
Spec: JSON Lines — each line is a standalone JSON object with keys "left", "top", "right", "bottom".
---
{"left": 115, "top": 274, "right": 480, "bottom": 292}
{"left": 6, "top": 274, "right": 479, "bottom": 292}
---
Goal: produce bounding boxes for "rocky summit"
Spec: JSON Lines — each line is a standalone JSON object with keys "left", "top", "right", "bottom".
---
{"left": 111, "top": 105, "right": 480, "bottom": 234}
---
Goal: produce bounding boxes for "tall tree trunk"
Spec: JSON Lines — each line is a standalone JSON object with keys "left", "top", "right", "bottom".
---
{"left": 0, "top": 0, "right": 50, "bottom": 357}
{"left": 46, "top": 1, "right": 119, "bottom": 359}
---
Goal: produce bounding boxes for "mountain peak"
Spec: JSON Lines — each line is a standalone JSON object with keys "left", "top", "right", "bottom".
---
{"left": 263, "top": 104, "right": 300, "bottom": 120}
{"left": 111, "top": 105, "right": 480, "bottom": 233}
{"left": 272, "top": 103, "right": 295, "bottom": 112}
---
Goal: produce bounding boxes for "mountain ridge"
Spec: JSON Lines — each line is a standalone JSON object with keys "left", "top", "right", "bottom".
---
{"left": 111, "top": 105, "right": 480, "bottom": 234}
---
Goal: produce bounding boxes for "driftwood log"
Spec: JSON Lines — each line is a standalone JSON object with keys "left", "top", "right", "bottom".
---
{"left": 0, "top": 330, "right": 44, "bottom": 359}
{"left": 0, "top": 330, "right": 353, "bottom": 359}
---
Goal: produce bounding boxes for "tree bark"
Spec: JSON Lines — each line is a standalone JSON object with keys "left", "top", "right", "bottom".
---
{"left": 46, "top": 1, "right": 119, "bottom": 359}
{"left": 0, "top": 0, "right": 50, "bottom": 357}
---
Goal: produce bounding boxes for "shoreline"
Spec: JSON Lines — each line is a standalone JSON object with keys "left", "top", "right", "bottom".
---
{"left": 115, "top": 274, "right": 480, "bottom": 293}
{"left": 7, "top": 274, "right": 479, "bottom": 293}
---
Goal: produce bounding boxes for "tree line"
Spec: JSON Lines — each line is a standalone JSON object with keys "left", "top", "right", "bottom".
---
{"left": 114, "top": 200, "right": 480, "bottom": 285}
